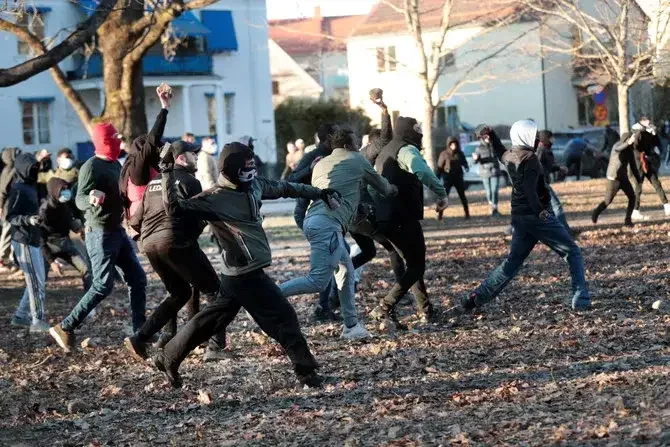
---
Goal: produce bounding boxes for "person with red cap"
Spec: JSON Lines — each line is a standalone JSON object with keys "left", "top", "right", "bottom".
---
{"left": 49, "top": 122, "right": 147, "bottom": 353}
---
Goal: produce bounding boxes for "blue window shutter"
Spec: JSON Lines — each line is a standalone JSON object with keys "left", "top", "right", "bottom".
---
{"left": 201, "top": 10, "right": 238, "bottom": 52}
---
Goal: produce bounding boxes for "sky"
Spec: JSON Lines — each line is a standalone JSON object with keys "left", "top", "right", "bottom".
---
{"left": 266, "top": 0, "right": 377, "bottom": 20}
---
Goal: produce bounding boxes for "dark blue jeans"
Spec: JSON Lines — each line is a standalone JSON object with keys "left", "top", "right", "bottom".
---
{"left": 61, "top": 227, "right": 147, "bottom": 332}
{"left": 482, "top": 176, "right": 500, "bottom": 206}
{"left": 472, "top": 214, "right": 590, "bottom": 309}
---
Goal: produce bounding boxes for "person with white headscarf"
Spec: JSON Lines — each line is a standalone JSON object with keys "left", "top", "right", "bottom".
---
{"left": 450, "top": 120, "right": 591, "bottom": 316}
{"left": 197, "top": 137, "right": 218, "bottom": 191}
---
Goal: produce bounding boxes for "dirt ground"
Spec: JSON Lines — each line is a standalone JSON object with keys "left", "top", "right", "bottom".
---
{"left": 0, "top": 178, "right": 668, "bottom": 446}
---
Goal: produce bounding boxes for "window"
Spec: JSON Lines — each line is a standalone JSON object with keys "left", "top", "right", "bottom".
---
{"left": 16, "top": 12, "right": 45, "bottom": 55}
{"left": 272, "top": 80, "right": 280, "bottom": 95}
{"left": 439, "top": 52, "right": 456, "bottom": 72}
{"left": 21, "top": 100, "right": 51, "bottom": 145}
{"left": 206, "top": 95, "right": 217, "bottom": 135}
{"left": 224, "top": 93, "right": 235, "bottom": 135}
{"left": 376, "top": 46, "right": 396, "bottom": 72}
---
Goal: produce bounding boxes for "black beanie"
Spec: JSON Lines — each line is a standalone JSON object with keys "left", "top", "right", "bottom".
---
{"left": 217, "top": 142, "right": 253, "bottom": 184}
{"left": 394, "top": 116, "right": 423, "bottom": 148}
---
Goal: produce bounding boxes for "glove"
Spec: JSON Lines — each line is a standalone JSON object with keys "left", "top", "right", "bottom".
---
{"left": 28, "top": 215, "right": 41, "bottom": 226}
{"left": 321, "top": 188, "right": 342, "bottom": 210}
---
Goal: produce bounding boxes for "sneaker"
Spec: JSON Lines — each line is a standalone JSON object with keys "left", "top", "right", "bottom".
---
{"left": 203, "top": 346, "right": 235, "bottom": 362}
{"left": 341, "top": 322, "right": 371, "bottom": 340}
{"left": 631, "top": 210, "right": 649, "bottom": 221}
{"left": 313, "top": 306, "right": 338, "bottom": 323}
{"left": 10, "top": 315, "right": 31, "bottom": 327}
{"left": 152, "top": 351, "right": 182, "bottom": 388}
{"left": 572, "top": 297, "right": 592, "bottom": 311}
{"left": 124, "top": 336, "right": 148, "bottom": 360}
{"left": 445, "top": 294, "right": 477, "bottom": 318}
{"left": 49, "top": 325, "right": 74, "bottom": 353}
{"left": 297, "top": 371, "right": 324, "bottom": 388}
{"left": 29, "top": 320, "right": 51, "bottom": 333}
{"left": 664, "top": 203, "right": 670, "bottom": 216}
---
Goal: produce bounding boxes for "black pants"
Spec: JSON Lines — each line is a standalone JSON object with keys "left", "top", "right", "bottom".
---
{"left": 162, "top": 269, "right": 318, "bottom": 376}
{"left": 593, "top": 177, "right": 636, "bottom": 223}
{"left": 633, "top": 170, "right": 668, "bottom": 209}
{"left": 43, "top": 239, "right": 92, "bottom": 291}
{"left": 140, "top": 239, "right": 220, "bottom": 344}
{"left": 444, "top": 176, "right": 469, "bottom": 217}
{"left": 351, "top": 232, "right": 377, "bottom": 270}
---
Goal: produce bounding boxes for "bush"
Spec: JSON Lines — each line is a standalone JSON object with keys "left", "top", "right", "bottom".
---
{"left": 274, "top": 98, "right": 372, "bottom": 163}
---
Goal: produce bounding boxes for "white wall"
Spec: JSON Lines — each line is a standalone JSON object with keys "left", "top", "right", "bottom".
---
{"left": 269, "top": 40, "right": 323, "bottom": 106}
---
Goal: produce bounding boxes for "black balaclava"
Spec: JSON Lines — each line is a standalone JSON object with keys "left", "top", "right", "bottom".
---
{"left": 217, "top": 142, "right": 254, "bottom": 191}
{"left": 393, "top": 116, "right": 423, "bottom": 149}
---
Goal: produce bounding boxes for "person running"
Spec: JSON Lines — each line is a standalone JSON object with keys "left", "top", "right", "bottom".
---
{"left": 591, "top": 132, "right": 641, "bottom": 227}
{"left": 125, "top": 141, "right": 223, "bottom": 361}
{"left": 450, "top": 121, "right": 590, "bottom": 316}
{"left": 49, "top": 122, "right": 147, "bottom": 353}
{"left": 473, "top": 132, "right": 502, "bottom": 216}
{"left": 152, "top": 142, "right": 339, "bottom": 388}
{"left": 280, "top": 128, "right": 397, "bottom": 339}
{"left": 7, "top": 152, "right": 50, "bottom": 332}
{"left": 437, "top": 137, "right": 469, "bottom": 219}
{"left": 39, "top": 177, "right": 91, "bottom": 290}
{"left": 629, "top": 118, "right": 670, "bottom": 219}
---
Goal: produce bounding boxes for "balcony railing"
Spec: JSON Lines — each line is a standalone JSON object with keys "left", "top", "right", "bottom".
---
{"left": 71, "top": 53, "right": 213, "bottom": 79}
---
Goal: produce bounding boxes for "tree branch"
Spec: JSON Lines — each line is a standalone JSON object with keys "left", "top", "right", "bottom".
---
{"left": 0, "top": 0, "right": 116, "bottom": 87}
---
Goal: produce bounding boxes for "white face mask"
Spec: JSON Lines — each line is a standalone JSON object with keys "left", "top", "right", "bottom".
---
{"left": 58, "top": 157, "right": 74, "bottom": 170}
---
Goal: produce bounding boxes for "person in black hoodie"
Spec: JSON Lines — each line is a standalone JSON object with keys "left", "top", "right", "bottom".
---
{"left": 7, "top": 152, "right": 50, "bottom": 332}
{"left": 436, "top": 137, "right": 470, "bottom": 219}
{"left": 39, "top": 177, "right": 91, "bottom": 290}
{"left": 125, "top": 141, "right": 223, "bottom": 361}
{"left": 451, "top": 120, "right": 590, "bottom": 315}
{"left": 592, "top": 132, "right": 642, "bottom": 226}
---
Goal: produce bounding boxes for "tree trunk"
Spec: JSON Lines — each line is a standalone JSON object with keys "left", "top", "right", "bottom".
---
{"left": 617, "top": 83, "right": 630, "bottom": 134}
{"left": 423, "top": 98, "right": 436, "bottom": 171}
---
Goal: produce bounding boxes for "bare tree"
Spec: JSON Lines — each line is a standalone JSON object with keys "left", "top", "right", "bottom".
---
{"left": 1, "top": 0, "right": 219, "bottom": 139}
{"left": 0, "top": 0, "right": 115, "bottom": 88}
{"left": 524, "top": 0, "right": 670, "bottom": 133}
{"left": 380, "top": 0, "right": 527, "bottom": 168}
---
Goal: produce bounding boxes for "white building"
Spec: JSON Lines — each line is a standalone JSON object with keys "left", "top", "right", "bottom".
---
{"left": 347, "top": 0, "right": 583, "bottom": 136}
{"left": 0, "top": 0, "right": 277, "bottom": 165}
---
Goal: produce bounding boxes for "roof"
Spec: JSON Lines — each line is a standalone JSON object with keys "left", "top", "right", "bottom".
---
{"left": 269, "top": 14, "right": 366, "bottom": 54}
{"left": 350, "top": 0, "right": 521, "bottom": 37}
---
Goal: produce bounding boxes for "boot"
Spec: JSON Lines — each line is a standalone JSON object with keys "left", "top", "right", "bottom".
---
{"left": 591, "top": 202, "right": 606, "bottom": 224}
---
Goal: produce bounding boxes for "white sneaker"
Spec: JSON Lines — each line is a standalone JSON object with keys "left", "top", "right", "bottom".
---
{"left": 341, "top": 322, "right": 371, "bottom": 340}
{"left": 631, "top": 210, "right": 649, "bottom": 221}
{"left": 664, "top": 204, "right": 670, "bottom": 216}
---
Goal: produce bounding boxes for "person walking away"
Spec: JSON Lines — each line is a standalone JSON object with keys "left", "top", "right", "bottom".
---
{"left": 125, "top": 141, "right": 224, "bottom": 361}
{"left": 437, "top": 137, "right": 470, "bottom": 219}
{"left": 629, "top": 118, "right": 670, "bottom": 219}
{"left": 196, "top": 137, "right": 218, "bottom": 191}
{"left": 535, "top": 130, "right": 574, "bottom": 233}
{"left": 473, "top": 133, "right": 502, "bottom": 216}
{"left": 450, "top": 121, "right": 590, "bottom": 316}
{"left": 38, "top": 177, "right": 91, "bottom": 290}
{"left": 152, "top": 142, "right": 337, "bottom": 388}
{"left": 591, "top": 132, "right": 641, "bottom": 227}
{"left": 7, "top": 153, "right": 50, "bottom": 331}
{"left": 280, "top": 129, "right": 397, "bottom": 339}
{"left": 0, "top": 147, "right": 20, "bottom": 272}
{"left": 49, "top": 122, "right": 147, "bottom": 353}
{"left": 367, "top": 116, "right": 448, "bottom": 327}
{"left": 52, "top": 148, "right": 79, "bottom": 184}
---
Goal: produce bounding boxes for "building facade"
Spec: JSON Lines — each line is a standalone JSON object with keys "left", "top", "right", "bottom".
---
{"left": 0, "top": 0, "right": 277, "bottom": 165}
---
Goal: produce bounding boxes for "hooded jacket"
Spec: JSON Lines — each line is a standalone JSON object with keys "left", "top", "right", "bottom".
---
{"left": 119, "top": 109, "right": 168, "bottom": 216}
{"left": 162, "top": 144, "right": 324, "bottom": 276}
{"left": 360, "top": 110, "right": 393, "bottom": 165}
{"left": 38, "top": 177, "right": 82, "bottom": 259}
{"left": 196, "top": 149, "right": 218, "bottom": 191}
{"left": 6, "top": 153, "right": 41, "bottom": 246}
{"left": 607, "top": 139, "right": 640, "bottom": 182}
{"left": 0, "top": 147, "right": 20, "bottom": 214}
{"left": 437, "top": 137, "right": 469, "bottom": 180}
{"left": 493, "top": 120, "right": 550, "bottom": 216}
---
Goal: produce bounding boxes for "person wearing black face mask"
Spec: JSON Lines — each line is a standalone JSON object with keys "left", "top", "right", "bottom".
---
{"left": 124, "top": 141, "right": 224, "bottom": 361}
{"left": 39, "top": 177, "right": 91, "bottom": 291}
{"left": 151, "top": 142, "right": 340, "bottom": 389}
{"left": 6, "top": 153, "right": 50, "bottom": 332}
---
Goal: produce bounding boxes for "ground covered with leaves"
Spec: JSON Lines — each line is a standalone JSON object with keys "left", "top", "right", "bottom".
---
{"left": 1, "top": 178, "right": 668, "bottom": 446}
